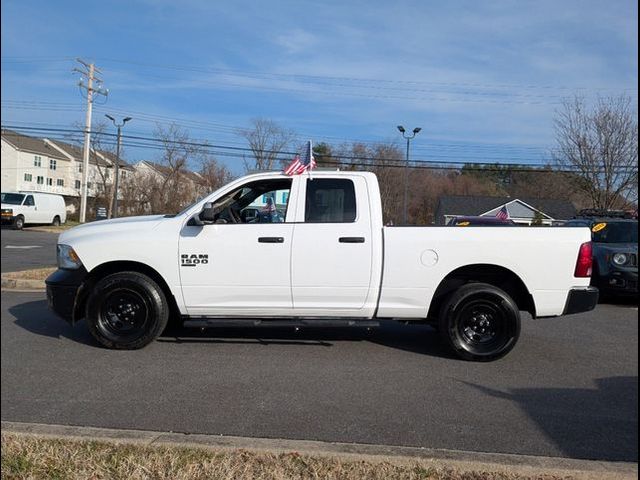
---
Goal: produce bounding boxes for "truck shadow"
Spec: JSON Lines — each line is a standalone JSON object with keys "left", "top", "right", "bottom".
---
{"left": 461, "top": 376, "right": 638, "bottom": 462}
{"left": 598, "top": 294, "right": 638, "bottom": 306}
{"left": 10, "top": 299, "right": 94, "bottom": 345}
{"left": 157, "top": 321, "right": 454, "bottom": 358}
{"left": 9, "top": 299, "right": 452, "bottom": 358}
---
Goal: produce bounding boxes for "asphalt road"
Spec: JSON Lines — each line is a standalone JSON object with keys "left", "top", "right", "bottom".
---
{"left": 0, "top": 228, "right": 58, "bottom": 272}
{"left": 1, "top": 290, "right": 637, "bottom": 462}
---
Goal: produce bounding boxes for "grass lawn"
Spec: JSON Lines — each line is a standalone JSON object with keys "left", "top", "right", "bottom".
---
{"left": 0, "top": 433, "right": 571, "bottom": 480}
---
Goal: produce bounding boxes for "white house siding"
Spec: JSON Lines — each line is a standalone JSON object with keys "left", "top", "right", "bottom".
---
{"left": 1, "top": 138, "right": 19, "bottom": 192}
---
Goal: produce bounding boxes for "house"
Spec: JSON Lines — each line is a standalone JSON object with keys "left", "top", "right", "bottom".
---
{"left": 130, "top": 160, "right": 208, "bottom": 213}
{"left": 1, "top": 130, "right": 72, "bottom": 196}
{"left": 434, "top": 195, "right": 577, "bottom": 226}
{"left": 1, "top": 129, "right": 133, "bottom": 213}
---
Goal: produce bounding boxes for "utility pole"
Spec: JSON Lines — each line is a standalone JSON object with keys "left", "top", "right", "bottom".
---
{"left": 105, "top": 115, "right": 132, "bottom": 218}
{"left": 74, "top": 59, "right": 107, "bottom": 223}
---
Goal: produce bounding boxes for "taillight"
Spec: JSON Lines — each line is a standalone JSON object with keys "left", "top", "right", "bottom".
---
{"left": 575, "top": 242, "right": 593, "bottom": 277}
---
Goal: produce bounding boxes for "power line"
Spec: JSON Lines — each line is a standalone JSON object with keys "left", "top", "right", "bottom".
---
{"left": 2, "top": 126, "right": 636, "bottom": 175}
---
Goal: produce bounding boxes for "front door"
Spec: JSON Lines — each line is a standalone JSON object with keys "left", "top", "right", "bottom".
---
{"left": 22, "top": 195, "right": 39, "bottom": 223}
{"left": 179, "top": 178, "right": 294, "bottom": 316}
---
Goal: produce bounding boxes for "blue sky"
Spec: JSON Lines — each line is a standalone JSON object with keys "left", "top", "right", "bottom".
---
{"left": 1, "top": 0, "right": 637, "bottom": 175}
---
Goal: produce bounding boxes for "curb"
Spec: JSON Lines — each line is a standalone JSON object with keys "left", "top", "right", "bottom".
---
{"left": 1, "top": 421, "right": 636, "bottom": 480}
{"left": 0, "top": 276, "right": 45, "bottom": 291}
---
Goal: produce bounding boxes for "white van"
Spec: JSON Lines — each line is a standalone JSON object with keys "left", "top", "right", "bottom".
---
{"left": 1, "top": 191, "right": 67, "bottom": 229}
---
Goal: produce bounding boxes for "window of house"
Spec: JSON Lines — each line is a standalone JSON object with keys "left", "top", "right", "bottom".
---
{"left": 46, "top": 178, "right": 53, "bottom": 186}
{"left": 34, "top": 155, "right": 42, "bottom": 167}
{"left": 87, "top": 182, "right": 92, "bottom": 189}
{"left": 56, "top": 179, "right": 64, "bottom": 187}
{"left": 78, "top": 163, "right": 83, "bottom": 173}
{"left": 37, "top": 176, "right": 44, "bottom": 185}
{"left": 304, "top": 179, "right": 356, "bottom": 223}
{"left": 49, "top": 159, "right": 57, "bottom": 170}
{"left": 75, "top": 180, "right": 81, "bottom": 189}
{"left": 24, "top": 173, "right": 32, "bottom": 182}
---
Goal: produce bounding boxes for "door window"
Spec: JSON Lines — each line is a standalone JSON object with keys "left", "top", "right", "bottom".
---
{"left": 305, "top": 179, "right": 356, "bottom": 223}
{"left": 24, "top": 195, "right": 35, "bottom": 206}
{"left": 207, "top": 178, "right": 292, "bottom": 224}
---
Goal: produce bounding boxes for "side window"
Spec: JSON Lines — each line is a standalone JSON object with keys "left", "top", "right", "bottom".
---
{"left": 207, "top": 178, "right": 292, "bottom": 224}
{"left": 305, "top": 179, "right": 356, "bottom": 223}
{"left": 24, "top": 195, "right": 35, "bottom": 206}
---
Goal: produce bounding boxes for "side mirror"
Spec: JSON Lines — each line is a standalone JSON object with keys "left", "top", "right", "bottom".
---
{"left": 199, "top": 202, "right": 217, "bottom": 224}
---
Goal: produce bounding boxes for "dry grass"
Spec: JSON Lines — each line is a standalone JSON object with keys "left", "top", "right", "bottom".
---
{"left": 3, "top": 267, "right": 56, "bottom": 281}
{"left": 0, "top": 433, "right": 570, "bottom": 480}
{"left": 25, "top": 220, "right": 80, "bottom": 233}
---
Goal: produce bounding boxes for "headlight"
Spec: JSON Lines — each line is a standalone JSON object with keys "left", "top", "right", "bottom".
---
{"left": 57, "top": 244, "right": 82, "bottom": 270}
{"left": 612, "top": 253, "right": 629, "bottom": 266}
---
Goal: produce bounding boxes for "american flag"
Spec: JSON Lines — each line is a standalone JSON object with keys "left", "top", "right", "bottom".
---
{"left": 496, "top": 205, "right": 510, "bottom": 220}
{"left": 284, "top": 140, "right": 316, "bottom": 175}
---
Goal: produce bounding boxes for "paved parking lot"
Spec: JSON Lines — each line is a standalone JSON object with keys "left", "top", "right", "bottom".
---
{"left": 1, "top": 288, "right": 637, "bottom": 462}
{"left": 1, "top": 228, "right": 58, "bottom": 272}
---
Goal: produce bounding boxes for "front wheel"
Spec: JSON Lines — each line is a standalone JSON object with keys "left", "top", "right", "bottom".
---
{"left": 85, "top": 272, "right": 169, "bottom": 349}
{"left": 439, "top": 283, "right": 521, "bottom": 361}
{"left": 13, "top": 215, "right": 24, "bottom": 230}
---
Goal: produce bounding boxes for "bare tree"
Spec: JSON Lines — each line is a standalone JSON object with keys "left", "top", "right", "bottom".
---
{"left": 199, "top": 153, "right": 233, "bottom": 195}
{"left": 149, "top": 123, "right": 200, "bottom": 213}
{"left": 554, "top": 96, "right": 638, "bottom": 209}
{"left": 239, "top": 118, "right": 295, "bottom": 171}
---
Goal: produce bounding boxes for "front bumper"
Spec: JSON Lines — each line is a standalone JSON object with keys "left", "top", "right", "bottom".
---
{"left": 45, "top": 267, "right": 88, "bottom": 323}
{"left": 1, "top": 215, "right": 15, "bottom": 225}
{"left": 563, "top": 287, "right": 599, "bottom": 315}
{"left": 596, "top": 269, "right": 638, "bottom": 295}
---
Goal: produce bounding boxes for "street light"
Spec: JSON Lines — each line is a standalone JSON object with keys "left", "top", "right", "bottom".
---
{"left": 105, "top": 114, "right": 132, "bottom": 218}
{"left": 397, "top": 125, "right": 421, "bottom": 224}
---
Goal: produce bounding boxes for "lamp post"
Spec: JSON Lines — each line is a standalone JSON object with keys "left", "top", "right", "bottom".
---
{"left": 105, "top": 114, "right": 131, "bottom": 218}
{"left": 397, "top": 125, "right": 421, "bottom": 224}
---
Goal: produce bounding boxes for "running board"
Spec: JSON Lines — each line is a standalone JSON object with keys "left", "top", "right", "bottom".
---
{"left": 183, "top": 318, "right": 380, "bottom": 329}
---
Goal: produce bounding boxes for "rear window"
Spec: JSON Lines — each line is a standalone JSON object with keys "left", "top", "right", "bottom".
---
{"left": 591, "top": 221, "right": 638, "bottom": 243}
{"left": 305, "top": 179, "right": 356, "bottom": 223}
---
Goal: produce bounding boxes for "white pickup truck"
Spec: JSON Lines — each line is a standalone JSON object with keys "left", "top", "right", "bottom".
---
{"left": 46, "top": 170, "right": 598, "bottom": 361}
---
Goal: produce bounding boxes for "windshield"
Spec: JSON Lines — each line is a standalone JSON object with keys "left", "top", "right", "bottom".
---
{"left": 1, "top": 193, "right": 25, "bottom": 205}
{"left": 591, "top": 221, "right": 638, "bottom": 243}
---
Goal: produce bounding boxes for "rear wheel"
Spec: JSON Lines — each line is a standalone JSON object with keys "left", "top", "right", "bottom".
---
{"left": 13, "top": 215, "right": 24, "bottom": 230}
{"left": 85, "top": 272, "right": 169, "bottom": 349}
{"left": 51, "top": 216, "right": 61, "bottom": 226}
{"left": 439, "top": 283, "right": 520, "bottom": 361}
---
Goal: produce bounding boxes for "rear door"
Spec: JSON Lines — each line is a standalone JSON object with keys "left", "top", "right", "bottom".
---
{"left": 290, "top": 177, "right": 374, "bottom": 311}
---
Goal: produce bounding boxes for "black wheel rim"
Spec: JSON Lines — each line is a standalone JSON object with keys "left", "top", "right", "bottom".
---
{"left": 97, "top": 288, "right": 150, "bottom": 341}
{"left": 455, "top": 296, "right": 509, "bottom": 354}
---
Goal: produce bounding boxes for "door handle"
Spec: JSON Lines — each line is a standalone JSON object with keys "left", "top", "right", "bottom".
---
{"left": 258, "top": 237, "right": 285, "bottom": 243}
{"left": 339, "top": 237, "right": 365, "bottom": 243}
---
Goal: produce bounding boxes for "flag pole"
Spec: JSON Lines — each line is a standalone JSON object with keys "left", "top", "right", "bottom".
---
{"left": 307, "top": 139, "right": 313, "bottom": 181}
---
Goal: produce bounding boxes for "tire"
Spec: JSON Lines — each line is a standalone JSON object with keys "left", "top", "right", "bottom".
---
{"left": 51, "top": 216, "right": 61, "bottom": 227}
{"left": 85, "top": 271, "right": 169, "bottom": 349}
{"left": 13, "top": 215, "right": 24, "bottom": 230}
{"left": 438, "top": 282, "right": 521, "bottom": 362}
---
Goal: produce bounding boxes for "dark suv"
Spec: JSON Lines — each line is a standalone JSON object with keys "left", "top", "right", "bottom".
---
{"left": 565, "top": 212, "right": 638, "bottom": 297}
